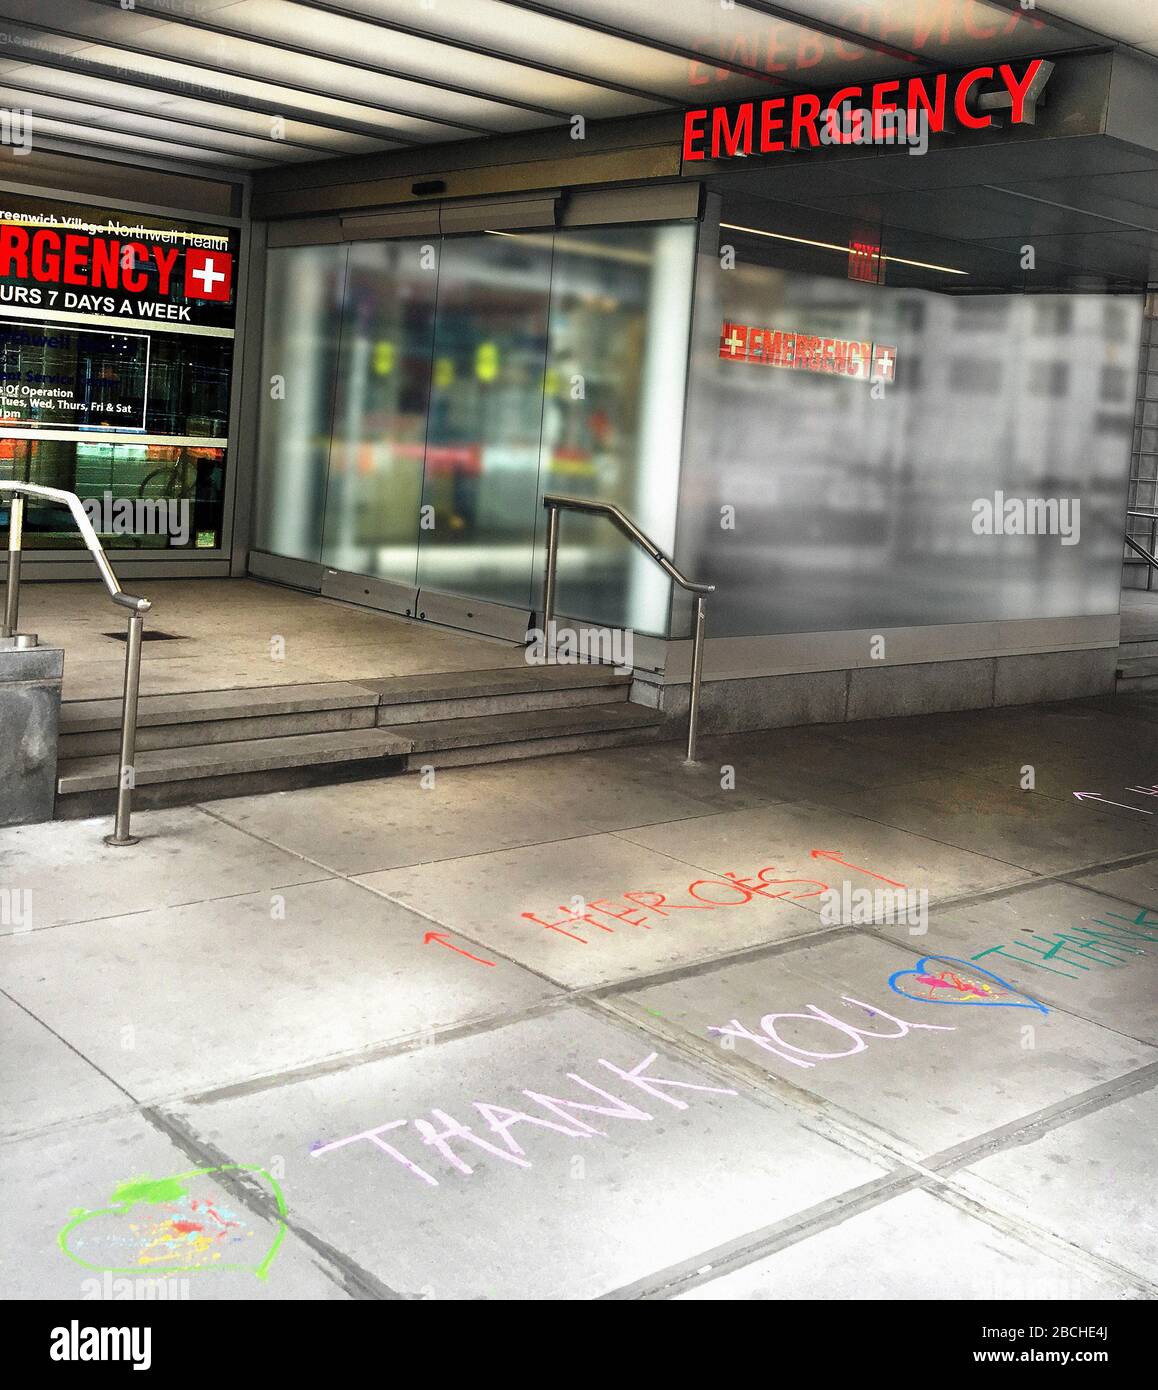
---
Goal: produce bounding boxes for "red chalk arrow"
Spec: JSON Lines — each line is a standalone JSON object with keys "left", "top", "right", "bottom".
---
{"left": 809, "top": 849, "right": 906, "bottom": 887}
{"left": 1073, "top": 792, "right": 1152, "bottom": 816}
{"left": 423, "top": 931, "right": 497, "bottom": 966}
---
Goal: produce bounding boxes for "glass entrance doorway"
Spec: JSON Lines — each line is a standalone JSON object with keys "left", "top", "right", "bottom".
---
{"left": 253, "top": 222, "right": 697, "bottom": 639}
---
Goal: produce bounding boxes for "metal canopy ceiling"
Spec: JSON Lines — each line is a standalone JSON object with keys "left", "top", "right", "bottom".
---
{"left": 0, "top": 0, "right": 1147, "bottom": 176}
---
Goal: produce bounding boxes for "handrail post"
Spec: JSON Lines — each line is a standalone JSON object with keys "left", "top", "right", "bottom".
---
{"left": 685, "top": 593, "right": 706, "bottom": 765}
{"left": 3, "top": 494, "right": 23, "bottom": 638}
{"left": 542, "top": 499, "right": 560, "bottom": 655}
{"left": 103, "top": 609, "right": 145, "bottom": 848}
{"left": 1151, "top": 518, "right": 1157, "bottom": 593}
{"left": 543, "top": 494, "right": 713, "bottom": 768}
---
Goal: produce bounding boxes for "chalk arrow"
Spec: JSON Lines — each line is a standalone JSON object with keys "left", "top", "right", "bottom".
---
{"left": 1073, "top": 792, "right": 1152, "bottom": 816}
{"left": 423, "top": 931, "right": 497, "bottom": 966}
{"left": 809, "top": 849, "right": 906, "bottom": 887}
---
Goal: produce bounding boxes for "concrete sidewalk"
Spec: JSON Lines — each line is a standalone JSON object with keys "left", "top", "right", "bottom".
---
{"left": 2, "top": 692, "right": 1156, "bottom": 1300}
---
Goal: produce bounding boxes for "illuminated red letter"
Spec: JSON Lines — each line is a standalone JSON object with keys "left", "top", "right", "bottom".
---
{"left": 683, "top": 109, "right": 707, "bottom": 162}
{"left": 0, "top": 225, "right": 29, "bottom": 277}
{"left": 954, "top": 67, "right": 995, "bottom": 130}
{"left": 1000, "top": 59, "right": 1049, "bottom": 124}
{"left": 759, "top": 98, "right": 785, "bottom": 152}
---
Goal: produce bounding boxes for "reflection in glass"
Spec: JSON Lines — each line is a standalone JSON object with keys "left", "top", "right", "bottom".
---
{"left": 535, "top": 223, "right": 697, "bottom": 636}
{"left": 254, "top": 244, "right": 348, "bottom": 562}
{"left": 254, "top": 224, "right": 697, "bottom": 637}
{"left": 415, "top": 233, "right": 554, "bottom": 609}
{"left": 680, "top": 252, "right": 1143, "bottom": 636}
{"left": 321, "top": 240, "right": 437, "bottom": 584}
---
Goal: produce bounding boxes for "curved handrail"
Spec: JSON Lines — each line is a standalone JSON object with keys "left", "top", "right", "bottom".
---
{"left": 1125, "top": 509, "right": 1158, "bottom": 592}
{"left": 543, "top": 495, "right": 714, "bottom": 595}
{"left": 541, "top": 494, "right": 713, "bottom": 764}
{"left": 1, "top": 478, "right": 150, "bottom": 845}
{"left": 1, "top": 480, "right": 151, "bottom": 613}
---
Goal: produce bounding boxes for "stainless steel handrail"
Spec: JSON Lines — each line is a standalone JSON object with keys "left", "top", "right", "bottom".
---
{"left": 542, "top": 494, "right": 714, "bottom": 765}
{"left": 1126, "top": 509, "right": 1158, "bottom": 593}
{"left": 1, "top": 481, "right": 151, "bottom": 846}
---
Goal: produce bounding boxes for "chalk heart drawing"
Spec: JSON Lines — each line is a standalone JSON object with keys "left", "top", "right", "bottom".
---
{"left": 58, "top": 1167, "right": 287, "bottom": 1279}
{"left": 888, "top": 955, "right": 1050, "bottom": 1014}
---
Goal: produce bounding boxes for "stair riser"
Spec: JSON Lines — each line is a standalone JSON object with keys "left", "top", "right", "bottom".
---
{"left": 1116, "top": 674, "right": 1158, "bottom": 692}
{"left": 54, "top": 728, "right": 664, "bottom": 815}
{"left": 58, "top": 684, "right": 629, "bottom": 755}
{"left": 59, "top": 706, "right": 377, "bottom": 757}
{"left": 55, "top": 753, "right": 410, "bottom": 818}
{"left": 406, "top": 726, "right": 661, "bottom": 770}
{"left": 375, "top": 683, "right": 626, "bottom": 726}
{"left": 1120, "top": 640, "right": 1158, "bottom": 658}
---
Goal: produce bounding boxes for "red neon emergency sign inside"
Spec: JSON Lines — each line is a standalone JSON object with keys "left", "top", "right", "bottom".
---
{"left": 683, "top": 58, "right": 1052, "bottom": 161}
{"left": 720, "top": 321, "right": 896, "bottom": 384}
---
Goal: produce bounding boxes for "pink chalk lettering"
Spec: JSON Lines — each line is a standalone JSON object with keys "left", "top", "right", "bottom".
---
{"left": 414, "top": 1108, "right": 531, "bottom": 1174}
{"left": 839, "top": 994, "right": 956, "bottom": 1034}
{"left": 710, "top": 993, "right": 957, "bottom": 1068}
{"left": 310, "top": 1119, "right": 439, "bottom": 1187}
{"left": 472, "top": 1103, "right": 592, "bottom": 1156}
{"left": 596, "top": 1052, "right": 740, "bottom": 1109}
{"left": 708, "top": 1018, "right": 816, "bottom": 1068}
{"left": 522, "top": 1074, "right": 654, "bottom": 1136}
{"left": 759, "top": 1009, "right": 868, "bottom": 1059}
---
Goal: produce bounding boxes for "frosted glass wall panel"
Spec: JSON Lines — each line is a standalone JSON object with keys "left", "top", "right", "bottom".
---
{"left": 679, "top": 251, "right": 1143, "bottom": 636}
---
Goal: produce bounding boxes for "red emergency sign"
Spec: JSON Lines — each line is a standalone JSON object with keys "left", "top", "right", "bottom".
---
{"left": 684, "top": 58, "right": 1053, "bottom": 161}
{"left": 719, "top": 320, "right": 897, "bottom": 383}
{"left": 0, "top": 226, "right": 233, "bottom": 301}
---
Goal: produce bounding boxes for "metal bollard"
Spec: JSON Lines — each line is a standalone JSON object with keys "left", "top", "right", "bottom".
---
{"left": 3, "top": 494, "right": 23, "bottom": 638}
{"left": 685, "top": 593, "right": 706, "bottom": 765}
{"left": 104, "top": 610, "right": 145, "bottom": 847}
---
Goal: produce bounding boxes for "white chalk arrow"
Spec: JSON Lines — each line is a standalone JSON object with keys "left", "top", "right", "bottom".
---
{"left": 1073, "top": 792, "right": 1153, "bottom": 815}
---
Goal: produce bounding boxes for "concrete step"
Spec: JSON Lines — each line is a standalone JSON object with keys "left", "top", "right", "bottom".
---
{"left": 387, "top": 702, "right": 662, "bottom": 765}
{"left": 58, "top": 666, "right": 629, "bottom": 755}
{"left": 1115, "top": 655, "right": 1158, "bottom": 692}
{"left": 54, "top": 683, "right": 661, "bottom": 816}
{"left": 1118, "top": 639, "right": 1158, "bottom": 658}
{"left": 58, "top": 726, "right": 413, "bottom": 793}
{"left": 59, "top": 681, "right": 379, "bottom": 756}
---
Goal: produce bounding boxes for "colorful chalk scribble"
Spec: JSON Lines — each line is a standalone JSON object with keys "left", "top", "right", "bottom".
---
{"left": 58, "top": 1167, "right": 286, "bottom": 1279}
{"left": 888, "top": 955, "right": 1050, "bottom": 1013}
{"left": 914, "top": 967, "right": 996, "bottom": 1003}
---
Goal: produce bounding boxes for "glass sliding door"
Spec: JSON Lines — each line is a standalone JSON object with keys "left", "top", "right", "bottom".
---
{"left": 533, "top": 222, "right": 697, "bottom": 636}
{"left": 254, "top": 243, "right": 348, "bottom": 563}
{"left": 415, "top": 233, "right": 554, "bottom": 608}
{"left": 254, "top": 221, "right": 699, "bottom": 639}
{"left": 320, "top": 239, "right": 438, "bottom": 585}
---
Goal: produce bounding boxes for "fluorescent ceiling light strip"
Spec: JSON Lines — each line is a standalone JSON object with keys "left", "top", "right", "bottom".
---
{"left": 720, "top": 222, "right": 968, "bottom": 276}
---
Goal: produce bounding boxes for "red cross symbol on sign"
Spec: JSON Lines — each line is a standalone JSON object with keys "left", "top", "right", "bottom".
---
{"left": 719, "top": 322, "right": 748, "bottom": 359}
